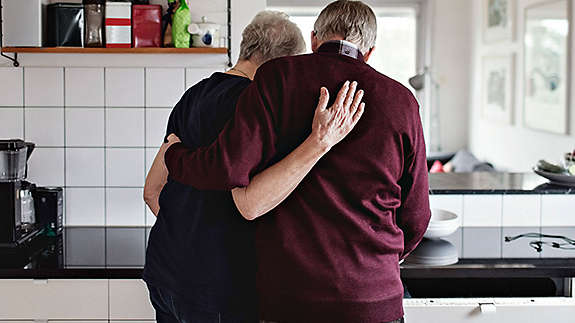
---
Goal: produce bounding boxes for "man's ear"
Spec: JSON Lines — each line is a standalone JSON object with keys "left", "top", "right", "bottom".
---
{"left": 311, "top": 31, "right": 319, "bottom": 52}
{"left": 363, "top": 47, "right": 375, "bottom": 62}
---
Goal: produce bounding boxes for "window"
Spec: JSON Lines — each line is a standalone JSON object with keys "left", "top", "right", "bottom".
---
{"left": 271, "top": 7, "right": 418, "bottom": 89}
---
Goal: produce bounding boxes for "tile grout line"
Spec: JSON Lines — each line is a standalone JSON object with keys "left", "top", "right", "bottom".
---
{"left": 104, "top": 67, "right": 108, "bottom": 228}
{"left": 63, "top": 67, "right": 67, "bottom": 226}
{"left": 143, "top": 67, "right": 147, "bottom": 226}
{"left": 22, "top": 67, "right": 26, "bottom": 140}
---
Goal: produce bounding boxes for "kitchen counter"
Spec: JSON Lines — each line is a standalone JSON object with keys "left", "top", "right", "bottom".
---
{"left": 1, "top": 227, "right": 575, "bottom": 280}
{"left": 429, "top": 172, "right": 575, "bottom": 195}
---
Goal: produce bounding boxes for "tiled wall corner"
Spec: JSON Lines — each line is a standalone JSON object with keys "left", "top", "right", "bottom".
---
{"left": 65, "top": 108, "right": 105, "bottom": 147}
{"left": 541, "top": 195, "right": 575, "bottom": 227}
{"left": 65, "top": 68, "right": 105, "bottom": 107}
{"left": 502, "top": 195, "right": 541, "bottom": 227}
{"left": 24, "top": 67, "right": 64, "bottom": 106}
{"left": 24, "top": 107, "right": 65, "bottom": 146}
{"left": 0, "top": 107, "right": 24, "bottom": 138}
{"left": 105, "top": 68, "right": 145, "bottom": 107}
{"left": 0, "top": 67, "right": 23, "bottom": 106}
{"left": 145, "top": 68, "right": 186, "bottom": 108}
{"left": 463, "top": 195, "right": 502, "bottom": 227}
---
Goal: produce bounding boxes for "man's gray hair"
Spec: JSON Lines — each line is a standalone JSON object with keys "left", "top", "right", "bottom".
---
{"left": 314, "top": 0, "right": 377, "bottom": 54}
{"left": 239, "top": 11, "right": 306, "bottom": 64}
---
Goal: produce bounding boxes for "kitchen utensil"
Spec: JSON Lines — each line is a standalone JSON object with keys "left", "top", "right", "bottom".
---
{"left": 46, "top": 3, "right": 84, "bottom": 47}
{"left": 2, "top": 0, "right": 49, "bottom": 47}
{"left": 188, "top": 16, "right": 222, "bottom": 47}
{"left": 0, "top": 140, "right": 31, "bottom": 182}
{"left": 423, "top": 209, "right": 460, "bottom": 239}
{"left": 84, "top": 3, "right": 105, "bottom": 47}
{"left": 132, "top": 5, "right": 162, "bottom": 48}
{"left": 106, "top": 1, "right": 132, "bottom": 48}
{"left": 533, "top": 168, "right": 575, "bottom": 187}
{"left": 172, "top": 0, "right": 191, "bottom": 48}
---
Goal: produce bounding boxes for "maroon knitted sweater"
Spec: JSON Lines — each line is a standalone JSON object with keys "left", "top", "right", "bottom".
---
{"left": 165, "top": 42, "right": 431, "bottom": 323}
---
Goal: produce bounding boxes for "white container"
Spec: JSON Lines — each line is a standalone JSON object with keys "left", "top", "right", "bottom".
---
{"left": 423, "top": 209, "right": 461, "bottom": 239}
{"left": 2, "top": 0, "right": 50, "bottom": 47}
{"left": 105, "top": 2, "right": 132, "bottom": 48}
{"left": 188, "top": 16, "right": 222, "bottom": 48}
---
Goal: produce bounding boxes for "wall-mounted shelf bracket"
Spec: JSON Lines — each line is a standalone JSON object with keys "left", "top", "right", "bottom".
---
{"left": 0, "top": 51, "right": 19, "bottom": 67}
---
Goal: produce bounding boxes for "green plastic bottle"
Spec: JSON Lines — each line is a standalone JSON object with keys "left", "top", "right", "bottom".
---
{"left": 173, "top": 0, "right": 191, "bottom": 48}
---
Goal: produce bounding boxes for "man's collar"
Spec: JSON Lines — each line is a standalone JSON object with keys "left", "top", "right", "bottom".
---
{"left": 317, "top": 40, "right": 364, "bottom": 61}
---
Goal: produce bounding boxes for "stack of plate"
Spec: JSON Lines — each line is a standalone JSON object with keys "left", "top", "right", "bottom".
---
{"left": 404, "top": 239, "right": 459, "bottom": 266}
{"left": 405, "top": 209, "right": 461, "bottom": 266}
{"left": 533, "top": 168, "right": 575, "bottom": 187}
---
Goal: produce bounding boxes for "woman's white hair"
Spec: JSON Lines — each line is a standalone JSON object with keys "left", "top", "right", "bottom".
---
{"left": 314, "top": 0, "right": 377, "bottom": 54}
{"left": 239, "top": 11, "right": 306, "bottom": 64}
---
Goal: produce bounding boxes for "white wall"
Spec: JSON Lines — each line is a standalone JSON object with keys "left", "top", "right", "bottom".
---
{"left": 431, "top": 0, "right": 472, "bottom": 153}
{"left": 469, "top": 0, "right": 575, "bottom": 171}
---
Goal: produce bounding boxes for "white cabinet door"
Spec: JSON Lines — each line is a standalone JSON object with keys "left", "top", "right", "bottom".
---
{"left": 0, "top": 279, "right": 108, "bottom": 320}
{"left": 404, "top": 298, "right": 575, "bottom": 323}
{"left": 109, "top": 279, "right": 156, "bottom": 320}
{"left": 50, "top": 321, "right": 108, "bottom": 323}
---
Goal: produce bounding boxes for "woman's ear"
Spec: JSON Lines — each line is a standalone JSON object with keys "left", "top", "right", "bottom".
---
{"left": 311, "top": 31, "right": 319, "bottom": 52}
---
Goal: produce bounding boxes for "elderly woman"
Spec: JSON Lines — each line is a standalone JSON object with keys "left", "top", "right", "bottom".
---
{"left": 143, "top": 11, "right": 364, "bottom": 323}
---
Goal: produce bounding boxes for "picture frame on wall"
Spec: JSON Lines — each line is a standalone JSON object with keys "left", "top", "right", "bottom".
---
{"left": 482, "top": 55, "right": 515, "bottom": 124}
{"left": 523, "top": 0, "right": 570, "bottom": 135}
{"left": 484, "top": 0, "right": 515, "bottom": 43}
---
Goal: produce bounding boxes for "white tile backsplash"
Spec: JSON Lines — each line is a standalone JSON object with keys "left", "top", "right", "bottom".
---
{"left": 66, "top": 148, "right": 105, "bottom": 187}
{"left": 186, "top": 68, "right": 217, "bottom": 89}
{"left": 65, "top": 68, "right": 105, "bottom": 107}
{"left": 106, "top": 148, "right": 145, "bottom": 187}
{"left": 66, "top": 188, "right": 106, "bottom": 226}
{"left": 145, "top": 147, "right": 159, "bottom": 173}
{"left": 146, "top": 207, "right": 157, "bottom": 226}
{"left": 106, "top": 188, "right": 145, "bottom": 226}
{"left": 541, "top": 195, "right": 575, "bottom": 227}
{"left": 65, "top": 108, "right": 105, "bottom": 147}
{"left": 0, "top": 68, "right": 24, "bottom": 106}
{"left": 24, "top": 108, "right": 65, "bottom": 146}
{"left": 106, "top": 68, "right": 145, "bottom": 107}
{"left": 502, "top": 195, "right": 541, "bottom": 227}
{"left": 0, "top": 108, "right": 24, "bottom": 138}
{"left": 146, "top": 108, "right": 171, "bottom": 147}
{"left": 146, "top": 68, "right": 185, "bottom": 107}
{"left": 463, "top": 195, "right": 502, "bottom": 227}
{"left": 106, "top": 108, "right": 145, "bottom": 147}
{"left": 27, "top": 148, "right": 65, "bottom": 187}
{"left": 24, "top": 67, "right": 64, "bottom": 106}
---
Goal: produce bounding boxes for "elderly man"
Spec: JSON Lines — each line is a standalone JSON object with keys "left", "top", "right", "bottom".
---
{"left": 165, "top": 1, "right": 431, "bottom": 322}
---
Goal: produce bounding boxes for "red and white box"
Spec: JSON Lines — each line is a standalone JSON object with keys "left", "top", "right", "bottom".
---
{"left": 105, "top": 2, "right": 132, "bottom": 48}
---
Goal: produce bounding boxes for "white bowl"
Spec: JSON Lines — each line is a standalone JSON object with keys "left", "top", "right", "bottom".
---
{"left": 423, "top": 209, "right": 461, "bottom": 239}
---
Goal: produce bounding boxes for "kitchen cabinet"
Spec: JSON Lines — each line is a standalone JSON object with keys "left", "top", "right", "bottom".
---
{"left": 109, "top": 279, "right": 155, "bottom": 320}
{"left": 404, "top": 298, "right": 575, "bottom": 322}
{"left": 0, "top": 279, "right": 108, "bottom": 320}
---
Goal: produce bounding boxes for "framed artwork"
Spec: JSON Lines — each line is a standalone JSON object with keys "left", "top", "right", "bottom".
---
{"left": 482, "top": 55, "right": 515, "bottom": 124}
{"left": 523, "top": 0, "right": 570, "bottom": 134}
{"left": 484, "top": 0, "right": 515, "bottom": 43}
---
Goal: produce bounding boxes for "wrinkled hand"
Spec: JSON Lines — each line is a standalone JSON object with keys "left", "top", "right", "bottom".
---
{"left": 311, "top": 81, "right": 365, "bottom": 151}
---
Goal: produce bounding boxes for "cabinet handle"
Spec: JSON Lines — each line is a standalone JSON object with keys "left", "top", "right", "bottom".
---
{"left": 479, "top": 303, "right": 497, "bottom": 314}
{"left": 33, "top": 279, "right": 48, "bottom": 285}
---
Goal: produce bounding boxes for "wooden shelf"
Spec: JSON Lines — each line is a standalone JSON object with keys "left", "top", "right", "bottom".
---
{"left": 1, "top": 47, "right": 228, "bottom": 54}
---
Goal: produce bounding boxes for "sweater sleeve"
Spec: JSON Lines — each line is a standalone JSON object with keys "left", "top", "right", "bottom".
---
{"left": 396, "top": 96, "right": 431, "bottom": 260}
{"left": 164, "top": 71, "right": 278, "bottom": 191}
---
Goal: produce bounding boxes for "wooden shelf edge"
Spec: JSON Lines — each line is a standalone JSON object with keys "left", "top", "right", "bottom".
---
{"left": 1, "top": 47, "right": 228, "bottom": 54}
